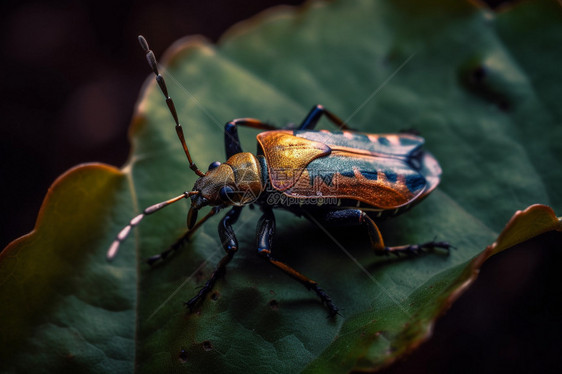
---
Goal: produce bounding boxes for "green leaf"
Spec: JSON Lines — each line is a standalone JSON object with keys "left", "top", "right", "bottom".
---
{"left": 2, "top": 0, "right": 561, "bottom": 372}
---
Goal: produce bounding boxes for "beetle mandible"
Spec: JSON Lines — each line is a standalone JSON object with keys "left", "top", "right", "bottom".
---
{"left": 107, "top": 35, "right": 451, "bottom": 317}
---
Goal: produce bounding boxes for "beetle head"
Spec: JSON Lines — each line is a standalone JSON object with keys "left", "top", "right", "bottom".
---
{"left": 188, "top": 152, "right": 264, "bottom": 228}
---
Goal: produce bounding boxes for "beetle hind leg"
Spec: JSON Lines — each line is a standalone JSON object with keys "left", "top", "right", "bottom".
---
{"left": 257, "top": 208, "right": 339, "bottom": 317}
{"left": 360, "top": 212, "right": 452, "bottom": 256}
{"left": 309, "top": 209, "right": 451, "bottom": 256}
{"left": 224, "top": 118, "right": 277, "bottom": 158}
{"left": 380, "top": 240, "right": 453, "bottom": 256}
{"left": 298, "top": 105, "right": 353, "bottom": 131}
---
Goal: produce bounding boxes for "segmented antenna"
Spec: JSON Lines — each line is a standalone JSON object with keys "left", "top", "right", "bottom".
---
{"left": 138, "top": 35, "right": 205, "bottom": 177}
{"left": 107, "top": 191, "right": 198, "bottom": 261}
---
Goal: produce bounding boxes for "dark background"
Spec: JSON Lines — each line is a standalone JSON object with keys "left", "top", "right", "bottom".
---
{"left": 1, "top": 0, "right": 560, "bottom": 372}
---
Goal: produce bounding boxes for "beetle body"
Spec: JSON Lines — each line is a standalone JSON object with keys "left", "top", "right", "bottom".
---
{"left": 197, "top": 129, "right": 440, "bottom": 216}
{"left": 107, "top": 36, "right": 450, "bottom": 317}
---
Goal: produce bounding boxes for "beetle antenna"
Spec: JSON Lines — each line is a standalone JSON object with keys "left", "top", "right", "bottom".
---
{"left": 138, "top": 35, "right": 205, "bottom": 177}
{"left": 107, "top": 191, "right": 199, "bottom": 261}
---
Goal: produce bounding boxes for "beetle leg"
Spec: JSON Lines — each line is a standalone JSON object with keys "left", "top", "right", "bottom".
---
{"left": 146, "top": 206, "right": 220, "bottom": 265}
{"left": 145, "top": 231, "right": 189, "bottom": 265}
{"left": 257, "top": 208, "right": 339, "bottom": 317}
{"left": 298, "top": 105, "right": 352, "bottom": 130}
{"left": 380, "top": 240, "right": 453, "bottom": 256}
{"left": 224, "top": 118, "right": 277, "bottom": 158}
{"left": 309, "top": 209, "right": 451, "bottom": 256}
{"left": 360, "top": 212, "right": 452, "bottom": 256}
{"left": 185, "top": 206, "right": 243, "bottom": 311}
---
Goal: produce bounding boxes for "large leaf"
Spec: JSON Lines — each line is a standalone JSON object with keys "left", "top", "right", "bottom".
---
{"left": 1, "top": 0, "right": 561, "bottom": 372}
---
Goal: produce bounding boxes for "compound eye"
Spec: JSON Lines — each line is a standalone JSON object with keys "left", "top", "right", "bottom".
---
{"left": 219, "top": 186, "right": 235, "bottom": 203}
{"left": 208, "top": 161, "right": 221, "bottom": 171}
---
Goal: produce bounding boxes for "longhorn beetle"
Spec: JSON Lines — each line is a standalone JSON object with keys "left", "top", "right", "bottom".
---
{"left": 107, "top": 35, "right": 451, "bottom": 317}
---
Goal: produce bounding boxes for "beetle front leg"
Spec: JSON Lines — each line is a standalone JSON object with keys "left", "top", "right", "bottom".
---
{"left": 257, "top": 208, "right": 339, "bottom": 317}
{"left": 146, "top": 206, "right": 220, "bottom": 265}
{"left": 185, "top": 206, "right": 243, "bottom": 311}
{"left": 224, "top": 119, "right": 277, "bottom": 158}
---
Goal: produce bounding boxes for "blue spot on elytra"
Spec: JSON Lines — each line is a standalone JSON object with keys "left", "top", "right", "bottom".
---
{"left": 355, "top": 133, "right": 370, "bottom": 142}
{"left": 405, "top": 174, "right": 425, "bottom": 192}
{"left": 399, "top": 137, "right": 419, "bottom": 146}
{"left": 340, "top": 170, "right": 355, "bottom": 178}
{"left": 360, "top": 170, "right": 378, "bottom": 180}
{"left": 378, "top": 137, "right": 390, "bottom": 146}
{"left": 384, "top": 170, "right": 397, "bottom": 182}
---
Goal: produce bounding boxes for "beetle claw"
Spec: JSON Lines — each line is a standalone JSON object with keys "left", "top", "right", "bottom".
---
{"left": 420, "top": 240, "right": 454, "bottom": 254}
{"left": 184, "top": 300, "right": 197, "bottom": 313}
{"left": 327, "top": 308, "right": 342, "bottom": 319}
{"left": 185, "top": 294, "right": 203, "bottom": 312}
{"left": 146, "top": 254, "right": 162, "bottom": 266}
{"left": 409, "top": 246, "right": 424, "bottom": 256}
{"left": 411, "top": 246, "right": 423, "bottom": 255}
{"left": 311, "top": 285, "right": 339, "bottom": 318}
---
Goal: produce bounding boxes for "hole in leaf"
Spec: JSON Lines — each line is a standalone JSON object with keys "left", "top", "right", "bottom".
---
{"left": 268, "top": 299, "right": 279, "bottom": 311}
{"left": 202, "top": 340, "right": 213, "bottom": 351}
{"left": 211, "top": 291, "right": 220, "bottom": 301}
